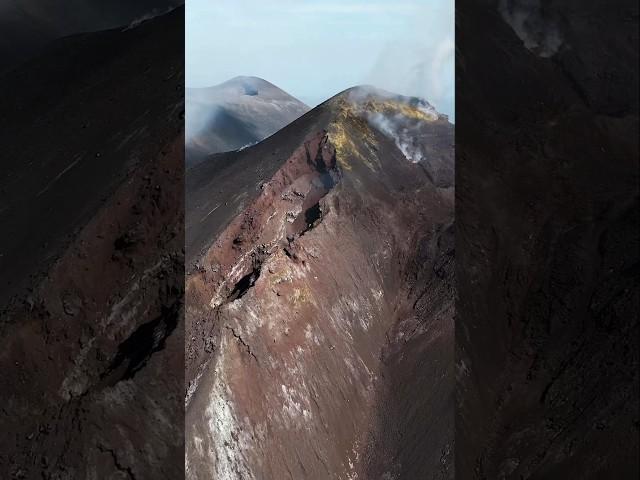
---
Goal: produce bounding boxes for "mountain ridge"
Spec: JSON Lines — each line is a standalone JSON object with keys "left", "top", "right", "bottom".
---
{"left": 185, "top": 84, "right": 454, "bottom": 478}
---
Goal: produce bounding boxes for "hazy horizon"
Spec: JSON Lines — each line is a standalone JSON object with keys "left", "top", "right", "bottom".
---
{"left": 187, "top": 0, "right": 454, "bottom": 119}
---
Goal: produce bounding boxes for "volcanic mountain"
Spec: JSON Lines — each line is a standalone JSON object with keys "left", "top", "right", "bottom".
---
{"left": 0, "top": 7, "right": 184, "bottom": 479}
{"left": 185, "top": 86, "right": 454, "bottom": 478}
{"left": 186, "top": 76, "right": 309, "bottom": 166}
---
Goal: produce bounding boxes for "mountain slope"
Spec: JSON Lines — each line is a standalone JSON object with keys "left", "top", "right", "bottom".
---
{"left": 0, "top": 7, "right": 184, "bottom": 479}
{"left": 186, "top": 76, "right": 309, "bottom": 165}
{"left": 0, "top": 0, "right": 183, "bottom": 73}
{"left": 185, "top": 87, "right": 454, "bottom": 478}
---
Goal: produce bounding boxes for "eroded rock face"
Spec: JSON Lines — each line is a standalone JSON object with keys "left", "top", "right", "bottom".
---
{"left": 186, "top": 88, "right": 455, "bottom": 479}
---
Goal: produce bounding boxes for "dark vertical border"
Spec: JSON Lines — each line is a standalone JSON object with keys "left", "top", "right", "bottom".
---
{"left": 0, "top": 6, "right": 185, "bottom": 479}
{"left": 456, "top": 0, "right": 639, "bottom": 477}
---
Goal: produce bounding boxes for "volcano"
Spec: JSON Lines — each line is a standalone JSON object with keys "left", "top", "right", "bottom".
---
{"left": 185, "top": 86, "right": 454, "bottom": 478}
{"left": 186, "top": 76, "right": 309, "bottom": 166}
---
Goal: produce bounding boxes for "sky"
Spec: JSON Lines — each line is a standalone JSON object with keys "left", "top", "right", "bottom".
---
{"left": 186, "top": 0, "right": 454, "bottom": 119}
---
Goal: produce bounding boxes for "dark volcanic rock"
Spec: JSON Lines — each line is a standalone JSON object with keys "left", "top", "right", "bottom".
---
{"left": 456, "top": 1, "right": 639, "bottom": 478}
{"left": 186, "top": 87, "right": 454, "bottom": 478}
{"left": 0, "top": 7, "right": 184, "bottom": 479}
{"left": 0, "top": 0, "right": 184, "bottom": 74}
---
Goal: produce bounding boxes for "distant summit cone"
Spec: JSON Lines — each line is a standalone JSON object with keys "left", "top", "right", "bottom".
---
{"left": 214, "top": 76, "right": 295, "bottom": 98}
{"left": 186, "top": 76, "right": 309, "bottom": 165}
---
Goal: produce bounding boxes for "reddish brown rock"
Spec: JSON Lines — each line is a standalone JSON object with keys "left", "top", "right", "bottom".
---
{"left": 186, "top": 87, "right": 455, "bottom": 479}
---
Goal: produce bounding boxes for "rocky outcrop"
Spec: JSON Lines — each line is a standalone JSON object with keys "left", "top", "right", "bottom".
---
{"left": 186, "top": 88, "right": 454, "bottom": 478}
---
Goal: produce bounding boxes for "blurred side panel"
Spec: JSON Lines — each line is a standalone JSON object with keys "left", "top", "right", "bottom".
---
{"left": 0, "top": 6, "right": 185, "bottom": 479}
{"left": 456, "top": 0, "right": 639, "bottom": 478}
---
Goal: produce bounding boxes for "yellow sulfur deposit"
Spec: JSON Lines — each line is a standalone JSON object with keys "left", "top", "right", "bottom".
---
{"left": 362, "top": 99, "right": 438, "bottom": 122}
{"left": 327, "top": 99, "right": 380, "bottom": 171}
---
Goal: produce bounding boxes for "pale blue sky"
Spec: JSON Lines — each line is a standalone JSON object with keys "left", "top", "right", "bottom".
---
{"left": 187, "top": 0, "right": 454, "bottom": 119}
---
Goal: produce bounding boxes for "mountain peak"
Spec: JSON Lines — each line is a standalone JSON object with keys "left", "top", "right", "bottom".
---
{"left": 186, "top": 77, "right": 309, "bottom": 163}
{"left": 329, "top": 85, "right": 441, "bottom": 122}
{"left": 223, "top": 75, "right": 276, "bottom": 93}
{"left": 318, "top": 85, "right": 450, "bottom": 182}
{"left": 227, "top": 75, "right": 271, "bottom": 84}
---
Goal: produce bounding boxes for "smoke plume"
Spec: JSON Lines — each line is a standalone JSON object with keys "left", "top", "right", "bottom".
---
{"left": 498, "top": 0, "right": 564, "bottom": 57}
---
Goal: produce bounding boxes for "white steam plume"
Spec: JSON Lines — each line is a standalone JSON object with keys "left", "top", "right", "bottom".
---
{"left": 499, "top": 0, "right": 564, "bottom": 57}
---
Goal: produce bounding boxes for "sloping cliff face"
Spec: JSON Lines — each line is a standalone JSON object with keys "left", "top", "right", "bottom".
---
{"left": 0, "top": 8, "right": 184, "bottom": 479}
{"left": 186, "top": 88, "right": 455, "bottom": 479}
{"left": 456, "top": 1, "right": 639, "bottom": 478}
